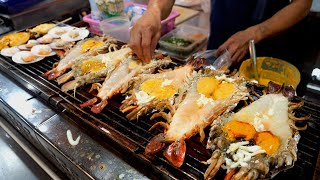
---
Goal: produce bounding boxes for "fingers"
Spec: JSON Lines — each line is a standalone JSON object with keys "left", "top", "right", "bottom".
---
{"left": 150, "top": 32, "right": 161, "bottom": 59}
{"left": 129, "top": 28, "right": 143, "bottom": 60}
{"left": 216, "top": 39, "right": 233, "bottom": 56}
{"left": 231, "top": 48, "right": 247, "bottom": 63}
{"left": 141, "top": 28, "right": 153, "bottom": 62}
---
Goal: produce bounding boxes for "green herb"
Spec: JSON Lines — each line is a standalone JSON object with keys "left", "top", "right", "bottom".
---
{"left": 163, "top": 37, "right": 193, "bottom": 47}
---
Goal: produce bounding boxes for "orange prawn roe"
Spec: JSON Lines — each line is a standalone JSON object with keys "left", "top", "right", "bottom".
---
{"left": 254, "top": 131, "right": 280, "bottom": 155}
{"left": 141, "top": 78, "right": 177, "bottom": 100}
{"left": 213, "top": 82, "right": 236, "bottom": 100}
{"left": 196, "top": 77, "right": 220, "bottom": 98}
{"left": 81, "top": 39, "right": 104, "bottom": 53}
{"left": 80, "top": 59, "right": 106, "bottom": 73}
{"left": 223, "top": 120, "right": 257, "bottom": 141}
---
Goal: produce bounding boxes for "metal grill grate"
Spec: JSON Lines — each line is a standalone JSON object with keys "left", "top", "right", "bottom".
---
{"left": 0, "top": 53, "right": 319, "bottom": 180}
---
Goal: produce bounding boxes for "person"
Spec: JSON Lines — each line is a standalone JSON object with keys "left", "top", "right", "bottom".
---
{"left": 129, "top": 0, "right": 312, "bottom": 67}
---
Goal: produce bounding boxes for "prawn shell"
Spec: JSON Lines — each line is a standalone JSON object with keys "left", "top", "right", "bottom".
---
{"left": 31, "top": 45, "right": 56, "bottom": 57}
{"left": 12, "top": 51, "right": 44, "bottom": 64}
{"left": 1, "top": 46, "right": 20, "bottom": 57}
{"left": 61, "top": 28, "right": 89, "bottom": 42}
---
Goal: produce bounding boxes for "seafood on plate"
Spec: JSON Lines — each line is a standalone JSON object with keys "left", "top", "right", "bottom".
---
{"left": 31, "top": 45, "right": 56, "bottom": 57}
{"left": 18, "top": 40, "right": 39, "bottom": 50}
{"left": 144, "top": 70, "right": 249, "bottom": 168}
{"left": 37, "top": 34, "right": 54, "bottom": 44}
{"left": 61, "top": 28, "right": 90, "bottom": 42}
{"left": 1, "top": 46, "right": 20, "bottom": 57}
{"left": 48, "top": 26, "right": 73, "bottom": 38}
{"left": 204, "top": 84, "right": 309, "bottom": 180}
{"left": 43, "top": 36, "right": 118, "bottom": 80}
{"left": 49, "top": 39, "right": 74, "bottom": 50}
{"left": 120, "top": 56, "right": 205, "bottom": 121}
{"left": 0, "top": 32, "right": 30, "bottom": 50}
{"left": 59, "top": 46, "right": 133, "bottom": 90}
{"left": 12, "top": 51, "right": 44, "bottom": 64}
{"left": 80, "top": 53, "right": 173, "bottom": 114}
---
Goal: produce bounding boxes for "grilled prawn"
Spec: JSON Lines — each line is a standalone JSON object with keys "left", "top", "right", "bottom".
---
{"left": 120, "top": 57, "right": 204, "bottom": 121}
{"left": 204, "top": 85, "right": 309, "bottom": 180}
{"left": 59, "top": 47, "right": 132, "bottom": 91}
{"left": 144, "top": 71, "right": 249, "bottom": 167}
{"left": 80, "top": 54, "right": 173, "bottom": 114}
{"left": 43, "top": 36, "right": 117, "bottom": 80}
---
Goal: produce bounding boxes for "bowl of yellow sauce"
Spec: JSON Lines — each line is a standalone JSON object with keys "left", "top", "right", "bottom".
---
{"left": 239, "top": 57, "right": 300, "bottom": 88}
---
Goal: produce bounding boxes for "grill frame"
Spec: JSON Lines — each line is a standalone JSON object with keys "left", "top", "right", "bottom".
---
{"left": 0, "top": 50, "right": 319, "bottom": 180}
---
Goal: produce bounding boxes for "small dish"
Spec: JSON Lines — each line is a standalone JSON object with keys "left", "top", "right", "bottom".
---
{"left": 12, "top": 51, "right": 45, "bottom": 64}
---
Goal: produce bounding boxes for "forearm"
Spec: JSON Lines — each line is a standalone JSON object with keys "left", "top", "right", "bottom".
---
{"left": 147, "top": 0, "right": 175, "bottom": 20}
{"left": 251, "top": 0, "right": 312, "bottom": 43}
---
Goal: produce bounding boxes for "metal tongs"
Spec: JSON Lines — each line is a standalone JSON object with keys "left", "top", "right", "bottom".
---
{"left": 249, "top": 39, "right": 259, "bottom": 81}
{"left": 193, "top": 49, "right": 232, "bottom": 71}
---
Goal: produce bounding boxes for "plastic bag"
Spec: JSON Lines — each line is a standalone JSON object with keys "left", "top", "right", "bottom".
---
{"left": 195, "top": 49, "right": 232, "bottom": 71}
{"left": 211, "top": 50, "right": 232, "bottom": 71}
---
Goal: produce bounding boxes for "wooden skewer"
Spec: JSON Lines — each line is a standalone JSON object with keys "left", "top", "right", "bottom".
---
{"left": 54, "top": 17, "right": 73, "bottom": 26}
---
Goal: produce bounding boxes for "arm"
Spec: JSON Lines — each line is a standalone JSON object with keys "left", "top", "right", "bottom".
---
{"left": 129, "top": 0, "right": 175, "bottom": 62}
{"left": 217, "top": 0, "right": 312, "bottom": 62}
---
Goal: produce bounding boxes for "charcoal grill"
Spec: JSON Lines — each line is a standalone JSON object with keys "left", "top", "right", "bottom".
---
{"left": 0, "top": 44, "right": 320, "bottom": 179}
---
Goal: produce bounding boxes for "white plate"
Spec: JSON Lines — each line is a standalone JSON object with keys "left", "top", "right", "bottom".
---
{"left": 1, "top": 47, "right": 20, "bottom": 57}
{"left": 31, "top": 45, "right": 56, "bottom": 57}
{"left": 61, "top": 28, "right": 89, "bottom": 42}
{"left": 12, "top": 51, "right": 45, "bottom": 64}
{"left": 48, "top": 26, "right": 73, "bottom": 38}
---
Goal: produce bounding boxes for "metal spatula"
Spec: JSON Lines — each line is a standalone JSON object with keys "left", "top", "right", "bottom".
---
{"left": 249, "top": 39, "right": 259, "bottom": 81}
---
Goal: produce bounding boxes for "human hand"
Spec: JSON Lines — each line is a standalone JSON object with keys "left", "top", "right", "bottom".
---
{"left": 216, "top": 28, "right": 256, "bottom": 63}
{"left": 129, "top": 10, "right": 162, "bottom": 62}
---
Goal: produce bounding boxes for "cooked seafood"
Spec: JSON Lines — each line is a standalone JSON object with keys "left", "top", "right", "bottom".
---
{"left": 61, "top": 28, "right": 90, "bottom": 42}
{"left": 18, "top": 40, "right": 39, "bottom": 50}
{"left": 43, "top": 36, "right": 117, "bottom": 80}
{"left": 27, "top": 23, "right": 56, "bottom": 38}
{"left": 49, "top": 39, "right": 73, "bottom": 50}
{"left": 1, "top": 46, "right": 20, "bottom": 57}
{"left": 48, "top": 26, "right": 73, "bottom": 38}
{"left": 59, "top": 47, "right": 133, "bottom": 90}
{"left": 120, "top": 56, "right": 204, "bottom": 121}
{"left": 80, "top": 54, "right": 172, "bottom": 114}
{"left": 0, "top": 32, "right": 30, "bottom": 50}
{"left": 31, "top": 45, "right": 56, "bottom": 57}
{"left": 37, "top": 34, "right": 54, "bottom": 44}
{"left": 144, "top": 71, "right": 249, "bottom": 168}
{"left": 12, "top": 51, "right": 44, "bottom": 64}
{"left": 204, "top": 88, "right": 309, "bottom": 180}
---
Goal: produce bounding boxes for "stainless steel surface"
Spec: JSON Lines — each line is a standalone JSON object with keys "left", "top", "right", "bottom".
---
{"left": 0, "top": 68, "right": 148, "bottom": 179}
{"left": 0, "top": 117, "right": 51, "bottom": 180}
